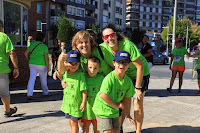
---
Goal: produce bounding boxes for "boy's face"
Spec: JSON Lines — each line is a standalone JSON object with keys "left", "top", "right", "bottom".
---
{"left": 86, "top": 60, "right": 100, "bottom": 78}
{"left": 68, "top": 62, "right": 80, "bottom": 73}
{"left": 114, "top": 59, "right": 130, "bottom": 74}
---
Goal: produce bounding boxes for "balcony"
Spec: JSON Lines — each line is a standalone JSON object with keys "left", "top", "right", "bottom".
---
{"left": 85, "top": 3, "right": 95, "bottom": 11}
{"left": 51, "top": 9, "right": 65, "bottom": 16}
{"left": 126, "top": 0, "right": 140, "bottom": 4}
{"left": 85, "top": 16, "right": 96, "bottom": 23}
{"left": 126, "top": 8, "right": 139, "bottom": 13}
{"left": 126, "top": 16, "right": 139, "bottom": 20}
{"left": 163, "top": 4, "right": 172, "bottom": 7}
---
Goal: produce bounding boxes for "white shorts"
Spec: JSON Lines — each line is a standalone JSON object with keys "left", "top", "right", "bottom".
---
{"left": 0, "top": 73, "right": 10, "bottom": 97}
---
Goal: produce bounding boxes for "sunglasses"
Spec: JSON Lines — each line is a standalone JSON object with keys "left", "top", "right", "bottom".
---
{"left": 116, "top": 60, "right": 130, "bottom": 66}
{"left": 103, "top": 33, "right": 115, "bottom": 40}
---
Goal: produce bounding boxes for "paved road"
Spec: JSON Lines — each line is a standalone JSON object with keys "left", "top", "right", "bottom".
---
{"left": 0, "top": 59, "right": 200, "bottom": 133}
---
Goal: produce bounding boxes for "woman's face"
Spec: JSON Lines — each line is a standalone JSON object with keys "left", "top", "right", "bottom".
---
{"left": 76, "top": 37, "right": 91, "bottom": 56}
{"left": 102, "top": 28, "right": 118, "bottom": 48}
{"left": 143, "top": 36, "right": 149, "bottom": 44}
{"left": 175, "top": 42, "right": 181, "bottom": 48}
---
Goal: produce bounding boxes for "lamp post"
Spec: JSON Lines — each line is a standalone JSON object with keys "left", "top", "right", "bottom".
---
{"left": 185, "top": 20, "right": 189, "bottom": 50}
{"left": 162, "top": 27, "right": 169, "bottom": 56}
{"left": 172, "top": 0, "right": 178, "bottom": 49}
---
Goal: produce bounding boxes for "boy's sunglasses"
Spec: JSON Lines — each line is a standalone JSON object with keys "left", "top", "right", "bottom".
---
{"left": 103, "top": 33, "right": 115, "bottom": 40}
{"left": 116, "top": 60, "right": 130, "bottom": 66}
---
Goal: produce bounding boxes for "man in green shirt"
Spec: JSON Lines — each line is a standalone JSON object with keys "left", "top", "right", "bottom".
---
{"left": 93, "top": 50, "right": 135, "bottom": 133}
{"left": 27, "top": 35, "right": 33, "bottom": 48}
{"left": 0, "top": 20, "right": 19, "bottom": 117}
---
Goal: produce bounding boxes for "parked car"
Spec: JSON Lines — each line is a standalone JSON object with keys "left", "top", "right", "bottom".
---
{"left": 162, "top": 50, "right": 172, "bottom": 57}
{"left": 153, "top": 50, "right": 169, "bottom": 64}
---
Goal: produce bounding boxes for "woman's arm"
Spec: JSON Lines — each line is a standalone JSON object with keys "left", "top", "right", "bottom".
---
{"left": 24, "top": 49, "right": 30, "bottom": 60}
{"left": 142, "top": 48, "right": 152, "bottom": 58}
{"left": 44, "top": 53, "right": 49, "bottom": 70}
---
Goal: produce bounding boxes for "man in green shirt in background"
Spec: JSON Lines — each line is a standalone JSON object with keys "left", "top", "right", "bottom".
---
{"left": 0, "top": 20, "right": 19, "bottom": 117}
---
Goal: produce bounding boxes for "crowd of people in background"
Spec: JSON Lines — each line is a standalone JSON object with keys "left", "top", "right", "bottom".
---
{"left": 1, "top": 18, "right": 200, "bottom": 133}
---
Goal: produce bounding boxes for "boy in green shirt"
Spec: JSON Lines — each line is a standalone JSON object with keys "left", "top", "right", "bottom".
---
{"left": 93, "top": 50, "right": 135, "bottom": 133}
{"left": 81, "top": 57, "right": 104, "bottom": 133}
{"left": 60, "top": 50, "right": 87, "bottom": 133}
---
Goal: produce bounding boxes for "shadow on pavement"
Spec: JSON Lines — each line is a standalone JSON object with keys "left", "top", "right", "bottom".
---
{"left": 0, "top": 111, "right": 64, "bottom": 125}
{"left": 128, "top": 125, "right": 200, "bottom": 133}
{"left": 145, "top": 89, "right": 199, "bottom": 97}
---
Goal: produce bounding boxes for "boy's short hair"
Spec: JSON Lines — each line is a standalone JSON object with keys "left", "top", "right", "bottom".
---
{"left": 87, "top": 57, "right": 101, "bottom": 66}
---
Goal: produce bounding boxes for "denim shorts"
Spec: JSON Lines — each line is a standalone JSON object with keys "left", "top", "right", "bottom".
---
{"left": 65, "top": 113, "right": 81, "bottom": 121}
{"left": 0, "top": 73, "right": 10, "bottom": 97}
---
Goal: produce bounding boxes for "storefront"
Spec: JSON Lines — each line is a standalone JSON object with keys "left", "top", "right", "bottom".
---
{"left": 0, "top": 0, "right": 43, "bottom": 87}
{"left": 0, "top": 0, "right": 42, "bottom": 45}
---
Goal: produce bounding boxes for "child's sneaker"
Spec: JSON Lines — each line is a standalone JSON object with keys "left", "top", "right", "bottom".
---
{"left": 4, "top": 107, "right": 17, "bottom": 117}
{"left": 167, "top": 88, "right": 172, "bottom": 93}
{"left": 195, "top": 91, "right": 200, "bottom": 95}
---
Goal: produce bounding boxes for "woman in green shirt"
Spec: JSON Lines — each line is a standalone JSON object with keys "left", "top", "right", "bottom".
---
{"left": 100, "top": 27, "right": 149, "bottom": 133}
{"left": 168, "top": 38, "right": 200, "bottom": 93}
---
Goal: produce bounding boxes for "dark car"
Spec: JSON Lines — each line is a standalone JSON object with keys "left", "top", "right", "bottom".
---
{"left": 153, "top": 50, "right": 169, "bottom": 64}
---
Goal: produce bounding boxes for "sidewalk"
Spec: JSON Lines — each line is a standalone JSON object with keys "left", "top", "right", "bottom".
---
{"left": 1, "top": 64, "right": 200, "bottom": 133}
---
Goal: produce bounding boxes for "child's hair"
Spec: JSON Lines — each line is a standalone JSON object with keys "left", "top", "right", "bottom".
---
{"left": 72, "top": 30, "right": 97, "bottom": 52}
{"left": 87, "top": 57, "right": 101, "bottom": 67}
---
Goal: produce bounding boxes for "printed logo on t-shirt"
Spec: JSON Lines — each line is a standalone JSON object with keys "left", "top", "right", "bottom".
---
{"left": 174, "top": 56, "right": 181, "bottom": 62}
{"left": 120, "top": 53, "right": 128, "bottom": 57}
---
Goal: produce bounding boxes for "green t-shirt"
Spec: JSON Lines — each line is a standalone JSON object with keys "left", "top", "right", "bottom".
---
{"left": 100, "top": 40, "right": 149, "bottom": 79}
{"left": 80, "top": 47, "right": 113, "bottom": 77}
{"left": 61, "top": 70, "right": 87, "bottom": 118}
{"left": 195, "top": 50, "right": 200, "bottom": 69}
{"left": 93, "top": 71, "right": 135, "bottom": 118}
{"left": 28, "top": 41, "right": 48, "bottom": 66}
{"left": 172, "top": 47, "right": 187, "bottom": 66}
{"left": 82, "top": 74, "right": 104, "bottom": 120}
{"left": 0, "top": 32, "right": 14, "bottom": 74}
{"left": 27, "top": 41, "right": 31, "bottom": 48}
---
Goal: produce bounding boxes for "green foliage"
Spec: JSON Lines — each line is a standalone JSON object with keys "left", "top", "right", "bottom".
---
{"left": 129, "top": 29, "right": 146, "bottom": 44}
{"left": 161, "top": 16, "right": 200, "bottom": 47}
{"left": 56, "top": 15, "right": 75, "bottom": 50}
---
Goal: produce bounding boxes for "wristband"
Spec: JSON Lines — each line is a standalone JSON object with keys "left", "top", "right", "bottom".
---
{"left": 136, "top": 87, "right": 145, "bottom": 93}
{"left": 56, "top": 70, "right": 64, "bottom": 75}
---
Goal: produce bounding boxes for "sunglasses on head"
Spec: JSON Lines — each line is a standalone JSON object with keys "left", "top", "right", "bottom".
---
{"left": 103, "top": 33, "right": 115, "bottom": 40}
{"left": 116, "top": 60, "right": 130, "bottom": 66}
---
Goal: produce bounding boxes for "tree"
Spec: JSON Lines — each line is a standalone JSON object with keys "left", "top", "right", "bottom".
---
{"left": 129, "top": 29, "right": 146, "bottom": 45}
{"left": 56, "top": 15, "right": 75, "bottom": 50}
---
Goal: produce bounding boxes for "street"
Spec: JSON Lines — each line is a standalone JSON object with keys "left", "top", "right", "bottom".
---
{"left": 0, "top": 59, "right": 200, "bottom": 133}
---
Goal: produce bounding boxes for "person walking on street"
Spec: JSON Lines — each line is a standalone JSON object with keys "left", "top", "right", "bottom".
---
{"left": 168, "top": 38, "right": 200, "bottom": 93}
{"left": 0, "top": 20, "right": 19, "bottom": 117}
{"left": 193, "top": 49, "right": 200, "bottom": 95}
{"left": 24, "top": 32, "right": 50, "bottom": 100}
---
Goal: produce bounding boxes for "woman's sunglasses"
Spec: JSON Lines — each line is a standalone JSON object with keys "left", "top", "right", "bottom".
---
{"left": 103, "top": 33, "right": 115, "bottom": 40}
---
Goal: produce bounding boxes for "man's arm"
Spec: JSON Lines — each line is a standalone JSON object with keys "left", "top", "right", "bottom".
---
{"left": 9, "top": 50, "right": 19, "bottom": 78}
{"left": 24, "top": 49, "right": 30, "bottom": 60}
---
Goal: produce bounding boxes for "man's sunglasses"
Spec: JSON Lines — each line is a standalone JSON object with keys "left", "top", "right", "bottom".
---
{"left": 103, "top": 33, "right": 115, "bottom": 40}
{"left": 116, "top": 60, "right": 130, "bottom": 66}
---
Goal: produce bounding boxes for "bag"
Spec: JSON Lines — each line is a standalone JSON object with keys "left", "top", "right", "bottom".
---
{"left": 28, "top": 42, "right": 42, "bottom": 59}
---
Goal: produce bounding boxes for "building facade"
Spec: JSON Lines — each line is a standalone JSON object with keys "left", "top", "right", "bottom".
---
{"left": 95, "top": 0, "right": 126, "bottom": 30}
{"left": 196, "top": 0, "right": 200, "bottom": 24}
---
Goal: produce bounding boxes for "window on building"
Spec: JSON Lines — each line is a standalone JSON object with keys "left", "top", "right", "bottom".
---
{"left": 143, "top": 22, "right": 146, "bottom": 27}
{"left": 68, "top": 6, "right": 76, "bottom": 15}
{"left": 146, "top": 15, "right": 149, "bottom": 19}
{"left": 103, "top": 16, "right": 108, "bottom": 23}
{"left": 36, "top": 20, "right": 42, "bottom": 30}
{"left": 152, "top": 22, "right": 155, "bottom": 28}
{"left": 104, "top": 3, "right": 108, "bottom": 10}
{"left": 143, "top": 14, "right": 146, "bottom": 19}
{"left": 140, "top": 6, "right": 144, "bottom": 11}
{"left": 76, "top": 20, "right": 85, "bottom": 29}
{"left": 116, "top": 7, "right": 120, "bottom": 13}
{"left": 150, "top": 15, "right": 152, "bottom": 20}
{"left": 37, "top": 3, "right": 42, "bottom": 14}
{"left": 158, "top": 23, "right": 161, "bottom": 28}
{"left": 108, "top": 13, "right": 110, "bottom": 19}
{"left": 95, "top": 1, "right": 98, "bottom": 8}
{"left": 116, "top": 18, "right": 119, "bottom": 25}
{"left": 140, "top": 14, "right": 143, "bottom": 19}
{"left": 155, "top": 23, "right": 158, "bottom": 28}
{"left": 152, "top": 8, "right": 155, "bottom": 13}
{"left": 76, "top": 0, "right": 84, "bottom": 4}
{"left": 139, "top": 22, "right": 143, "bottom": 27}
{"left": 51, "top": 5, "right": 56, "bottom": 9}
{"left": 158, "top": 8, "right": 162, "bottom": 13}
{"left": 156, "top": 8, "right": 158, "bottom": 13}
{"left": 146, "top": 22, "right": 149, "bottom": 27}
{"left": 155, "top": 16, "right": 158, "bottom": 20}
{"left": 146, "top": 7, "right": 150, "bottom": 12}
{"left": 70, "top": 0, "right": 75, "bottom": 2}
{"left": 77, "top": 9, "right": 85, "bottom": 17}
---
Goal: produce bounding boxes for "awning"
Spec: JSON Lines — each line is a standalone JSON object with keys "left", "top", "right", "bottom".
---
{"left": 11, "top": 0, "right": 44, "bottom": 8}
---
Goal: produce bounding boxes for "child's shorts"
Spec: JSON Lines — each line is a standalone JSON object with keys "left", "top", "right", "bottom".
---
{"left": 81, "top": 118, "right": 97, "bottom": 123}
{"left": 172, "top": 65, "right": 185, "bottom": 72}
{"left": 65, "top": 113, "right": 81, "bottom": 121}
{"left": 96, "top": 116, "right": 120, "bottom": 132}
{"left": 197, "top": 69, "right": 200, "bottom": 80}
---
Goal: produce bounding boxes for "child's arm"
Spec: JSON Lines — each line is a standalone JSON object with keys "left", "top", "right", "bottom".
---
{"left": 100, "top": 92, "right": 124, "bottom": 109}
{"left": 124, "top": 97, "right": 136, "bottom": 127}
{"left": 61, "top": 80, "right": 68, "bottom": 88}
{"left": 53, "top": 71, "right": 64, "bottom": 80}
{"left": 80, "top": 90, "right": 87, "bottom": 113}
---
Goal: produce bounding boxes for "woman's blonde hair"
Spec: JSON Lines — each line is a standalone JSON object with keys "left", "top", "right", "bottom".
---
{"left": 72, "top": 30, "right": 96, "bottom": 52}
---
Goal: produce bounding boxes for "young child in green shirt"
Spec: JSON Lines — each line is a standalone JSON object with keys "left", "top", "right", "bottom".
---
{"left": 93, "top": 50, "right": 136, "bottom": 133}
{"left": 81, "top": 57, "right": 104, "bottom": 133}
{"left": 60, "top": 50, "right": 87, "bottom": 133}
